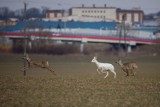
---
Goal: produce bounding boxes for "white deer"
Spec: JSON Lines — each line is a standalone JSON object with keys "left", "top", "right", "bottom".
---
{"left": 91, "top": 56, "right": 116, "bottom": 79}
{"left": 21, "top": 54, "right": 56, "bottom": 75}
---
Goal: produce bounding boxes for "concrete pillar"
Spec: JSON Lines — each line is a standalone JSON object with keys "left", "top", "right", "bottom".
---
{"left": 80, "top": 38, "right": 88, "bottom": 53}
{"left": 80, "top": 43, "right": 84, "bottom": 53}
{"left": 127, "top": 45, "right": 132, "bottom": 53}
{"left": 28, "top": 41, "right": 32, "bottom": 49}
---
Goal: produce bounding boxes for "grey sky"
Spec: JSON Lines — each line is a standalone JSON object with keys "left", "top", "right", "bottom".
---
{"left": 0, "top": 0, "right": 160, "bottom": 14}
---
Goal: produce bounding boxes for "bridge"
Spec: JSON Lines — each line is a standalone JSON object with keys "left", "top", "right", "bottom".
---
{"left": 0, "top": 21, "right": 159, "bottom": 53}
{"left": 1, "top": 32, "right": 159, "bottom": 44}
{"left": 1, "top": 32, "right": 160, "bottom": 53}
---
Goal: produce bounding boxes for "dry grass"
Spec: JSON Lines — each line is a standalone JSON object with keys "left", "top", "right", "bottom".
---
{"left": 0, "top": 54, "right": 160, "bottom": 107}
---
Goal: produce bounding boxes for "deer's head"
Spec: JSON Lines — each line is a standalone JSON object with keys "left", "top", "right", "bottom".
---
{"left": 115, "top": 59, "right": 122, "bottom": 65}
{"left": 91, "top": 56, "right": 97, "bottom": 63}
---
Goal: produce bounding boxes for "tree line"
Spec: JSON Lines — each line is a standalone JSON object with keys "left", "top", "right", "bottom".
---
{"left": 1, "top": 6, "right": 159, "bottom": 21}
{"left": 0, "top": 6, "right": 49, "bottom": 20}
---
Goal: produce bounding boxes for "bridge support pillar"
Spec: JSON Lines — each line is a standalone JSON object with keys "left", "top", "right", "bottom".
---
{"left": 28, "top": 41, "right": 32, "bottom": 50}
{"left": 80, "top": 38, "right": 88, "bottom": 53}
{"left": 127, "top": 45, "right": 132, "bottom": 53}
{"left": 80, "top": 43, "right": 84, "bottom": 53}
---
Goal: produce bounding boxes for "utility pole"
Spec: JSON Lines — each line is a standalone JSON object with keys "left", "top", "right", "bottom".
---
{"left": 23, "top": 1, "right": 27, "bottom": 76}
{"left": 122, "top": 14, "right": 129, "bottom": 56}
{"left": 118, "top": 14, "right": 128, "bottom": 56}
{"left": 118, "top": 22, "right": 122, "bottom": 52}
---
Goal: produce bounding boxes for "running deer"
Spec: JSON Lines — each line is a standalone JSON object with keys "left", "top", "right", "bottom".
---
{"left": 116, "top": 59, "right": 138, "bottom": 76}
{"left": 21, "top": 54, "right": 56, "bottom": 75}
{"left": 91, "top": 56, "right": 116, "bottom": 79}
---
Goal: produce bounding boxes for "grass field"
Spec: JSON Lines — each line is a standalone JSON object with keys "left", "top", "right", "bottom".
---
{"left": 0, "top": 54, "right": 160, "bottom": 107}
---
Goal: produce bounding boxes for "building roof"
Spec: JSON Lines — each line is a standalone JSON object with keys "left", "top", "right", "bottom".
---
{"left": 72, "top": 7, "right": 116, "bottom": 9}
{"left": 116, "top": 8, "right": 144, "bottom": 13}
{"left": 46, "top": 10, "right": 65, "bottom": 13}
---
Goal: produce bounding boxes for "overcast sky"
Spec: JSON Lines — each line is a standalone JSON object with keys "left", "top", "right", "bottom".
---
{"left": 0, "top": 0, "right": 160, "bottom": 14}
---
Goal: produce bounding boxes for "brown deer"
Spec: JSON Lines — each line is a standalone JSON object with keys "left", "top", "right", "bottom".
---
{"left": 21, "top": 54, "right": 56, "bottom": 75}
{"left": 116, "top": 59, "right": 138, "bottom": 76}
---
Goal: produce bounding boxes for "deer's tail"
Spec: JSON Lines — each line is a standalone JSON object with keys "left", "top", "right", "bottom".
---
{"left": 133, "top": 64, "right": 138, "bottom": 69}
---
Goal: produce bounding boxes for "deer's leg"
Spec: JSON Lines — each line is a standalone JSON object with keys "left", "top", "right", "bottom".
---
{"left": 129, "top": 69, "right": 135, "bottom": 76}
{"left": 104, "top": 71, "right": 109, "bottom": 78}
{"left": 132, "top": 70, "right": 136, "bottom": 76}
{"left": 126, "top": 71, "right": 129, "bottom": 76}
{"left": 130, "top": 69, "right": 134, "bottom": 76}
{"left": 46, "top": 66, "right": 56, "bottom": 75}
{"left": 21, "top": 66, "right": 29, "bottom": 72}
{"left": 111, "top": 70, "right": 116, "bottom": 79}
{"left": 97, "top": 69, "right": 101, "bottom": 74}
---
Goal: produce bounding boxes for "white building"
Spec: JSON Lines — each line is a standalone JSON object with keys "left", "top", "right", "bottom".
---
{"left": 45, "top": 5, "right": 144, "bottom": 24}
{"left": 70, "top": 4, "right": 117, "bottom": 22}
{"left": 70, "top": 5, "right": 144, "bottom": 24}
{"left": 46, "top": 10, "right": 65, "bottom": 21}
{"left": 116, "top": 8, "right": 144, "bottom": 25}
